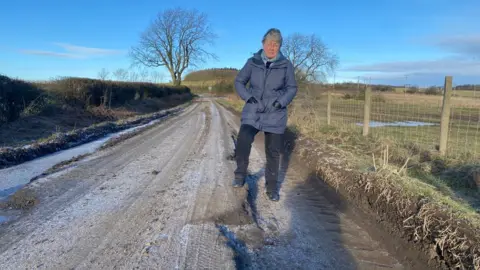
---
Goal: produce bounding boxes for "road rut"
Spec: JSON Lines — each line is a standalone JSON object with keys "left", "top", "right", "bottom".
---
{"left": 0, "top": 100, "right": 406, "bottom": 269}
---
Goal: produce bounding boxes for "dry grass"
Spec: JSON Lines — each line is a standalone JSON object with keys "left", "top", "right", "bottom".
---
{"left": 329, "top": 90, "right": 480, "bottom": 108}
{"left": 394, "top": 87, "right": 479, "bottom": 97}
{"left": 382, "top": 91, "right": 480, "bottom": 108}
{"left": 219, "top": 95, "right": 244, "bottom": 112}
{"left": 183, "top": 80, "right": 224, "bottom": 87}
{"left": 0, "top": 188, "right": 38, "bottom": 210}
{"left": 290, "top": 90, "right": 480, "bottom": 159}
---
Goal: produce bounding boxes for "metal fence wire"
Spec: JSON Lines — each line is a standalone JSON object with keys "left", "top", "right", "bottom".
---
{"left": 290, "top": 76, "right": 480, "bottom": 159}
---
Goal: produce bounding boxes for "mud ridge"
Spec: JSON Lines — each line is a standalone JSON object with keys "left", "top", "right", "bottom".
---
{"left": 28, "top": 154, "right": 91, "bottom": 183}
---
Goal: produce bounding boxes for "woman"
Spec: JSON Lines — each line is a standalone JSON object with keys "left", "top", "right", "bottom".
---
{"left": 233, "top": 28, "right": 298, "bottom": 201}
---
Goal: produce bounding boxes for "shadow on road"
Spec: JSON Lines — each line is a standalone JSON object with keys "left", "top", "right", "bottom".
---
{"left": 249, "top": 170, "right": 359, "bottom": 269}
{"left": 216, "top": 224, "right": 252, "bottom": 269}
{"left": 277, "top": 129, "right": 297, "bottom": 191}
{"left": 244, "top": 168, "right": 265, "bottom": 226}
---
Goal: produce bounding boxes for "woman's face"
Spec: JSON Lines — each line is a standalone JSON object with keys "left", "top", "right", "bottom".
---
{"left": 263, "top": 39, "right": 280, "bottom": 59}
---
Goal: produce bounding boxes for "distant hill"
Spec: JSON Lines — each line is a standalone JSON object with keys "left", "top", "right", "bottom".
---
{"left": 182, "top": 67, "right": 441, "bottom": 96}
{"left": 184, "top": 68, "right": 238, "bottom": 82}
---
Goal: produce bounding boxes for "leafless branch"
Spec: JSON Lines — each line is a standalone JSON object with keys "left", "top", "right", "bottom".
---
{"left": 150, "top": 70, "right": 164, "bottom": 83}
{"left": 113, "top": 68, "right": 129, "bottom": 81}
{"left": 97, "top": 68, "right": 110, "bottom": 81}
{"left": 129, "top": 7, "right": 218, "bottom": 86}
{"left": 283, "top": 33, "right": 339, "bottom": 84}
{"left": 129, "top": 71, "right": 139, "bottom": 82}
{"left": 139, "top": 68, "right": 150, "bottom": 82}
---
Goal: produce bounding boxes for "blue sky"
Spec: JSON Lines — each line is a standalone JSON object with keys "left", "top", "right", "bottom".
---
{"left": 1, "top": 0, "right": 479, "bottom": 86}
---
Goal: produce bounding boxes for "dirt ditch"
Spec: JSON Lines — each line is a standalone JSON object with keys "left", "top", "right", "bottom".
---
{"left": 218, "top": 101, "right": 480, "bottom": 270}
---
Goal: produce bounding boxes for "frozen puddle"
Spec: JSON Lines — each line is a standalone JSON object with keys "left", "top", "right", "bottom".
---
{"left": 0, "top": 216, "right": 8, "bottom": 224}
{"left": 0, "top": 118, "right": 164, "bottom": 200}
{"left": 356, "top": 121, "right": 437, "bottom": 127}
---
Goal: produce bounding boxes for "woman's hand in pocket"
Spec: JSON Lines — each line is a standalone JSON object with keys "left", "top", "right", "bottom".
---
{"left": 273, "top": 100, "right": 282, "bottom": 109}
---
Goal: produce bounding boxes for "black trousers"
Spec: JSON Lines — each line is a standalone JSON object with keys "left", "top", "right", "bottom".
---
{"left": 234, "top": 124, "right": 283, "bottom": 193}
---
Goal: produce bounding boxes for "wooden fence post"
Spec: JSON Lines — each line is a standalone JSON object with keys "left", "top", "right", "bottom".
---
{"left": 327, "top": 91, "right": 332, "bottom": 125}
{"left": 363, "top": 86, "right": 372, "bottom": 136}
{"left": 439, "top": 76, "right": 453, "bottom": 156}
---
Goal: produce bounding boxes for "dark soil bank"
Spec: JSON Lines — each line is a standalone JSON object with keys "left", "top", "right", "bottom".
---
{"left": 287, "top": 132, "right": 480, "bottom": 270}
{"left": 0, "top": 104, "right": 188, "bottom": 169}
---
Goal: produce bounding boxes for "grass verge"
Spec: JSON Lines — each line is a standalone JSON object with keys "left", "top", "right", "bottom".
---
{"left": 0, "top": 188, "right": 38, "bottom": 210}
{"left": 218, "top": 95, "right": 480, "bottom": 269}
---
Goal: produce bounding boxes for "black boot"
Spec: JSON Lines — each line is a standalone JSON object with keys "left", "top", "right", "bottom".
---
{"left": 268, "top": 191, "right": 280, "bottom": 201}
{"left": 232, "top": 176, "right": 245, "bottom": 187}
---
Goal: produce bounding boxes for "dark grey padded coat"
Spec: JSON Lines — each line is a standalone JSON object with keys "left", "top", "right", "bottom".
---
{"left": 234, "top": 49, "right": 298, "bottom": 134}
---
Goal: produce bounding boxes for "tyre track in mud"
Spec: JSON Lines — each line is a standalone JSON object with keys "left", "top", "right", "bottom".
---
{"left": 0, "top": 102, "right": 228, "bottom": 269}
{"left": 76, "top": 105, "right": 211, "bottom": 269}
{"left": 129, "top": 101, "right": 239, "bottom": 270}
{"left": 0, "top": 103, "right": 199, "bottom": 254}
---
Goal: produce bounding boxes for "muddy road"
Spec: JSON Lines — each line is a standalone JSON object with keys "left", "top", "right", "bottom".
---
{"left": 0, "top": 100, "right": 407, "bottom": 269}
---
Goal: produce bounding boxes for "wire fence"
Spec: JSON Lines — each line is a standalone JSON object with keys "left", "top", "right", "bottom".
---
{"left": 290, "top": 76, "right": 480, "bottom": 159}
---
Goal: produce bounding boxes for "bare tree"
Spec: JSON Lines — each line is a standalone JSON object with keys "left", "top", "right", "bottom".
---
{"left": 129, "top": 7, "right": 217, "bottom": 86}
{"left": 151, "top": 71, "right": 159, "bottom": 83}
{"left": 151, "top": 71, "right": 165, "bottom": 83}
{"left": 97, "top": 68, "right": 112, "bottom": 107}
{"left": 98, "top": 68, "right": 110, "bottom": 80}
{"left": 129, "top": 71, "right": 139, "bottom": 82}
{"left": 282, "top": 33, "right": 338, "bottom": 84}
{"left": 139, "top": 68, "right": 150, "bottom": 82}
{"left": 113, "top": 68, "right": 129, "bottom": 81}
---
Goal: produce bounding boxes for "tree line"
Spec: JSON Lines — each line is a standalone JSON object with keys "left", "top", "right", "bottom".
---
{"left": 97, "top": 68, "right": 166, "bottom": 83}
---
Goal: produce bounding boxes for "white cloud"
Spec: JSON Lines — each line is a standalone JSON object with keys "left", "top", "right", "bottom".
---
{"left": 427, "top": 34, "right": 480, "bottom": 57}
{"left": 18, "top": 50, "right": 82, "bottom": 59}
{"left": 341, "top": 57, "right": 480, "bottom": 76}
{"left": 340, "top": 33, "right": 480, "bottom": 81}
{"left": 20, "top": 43, "right": 125, "bottom": 59}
